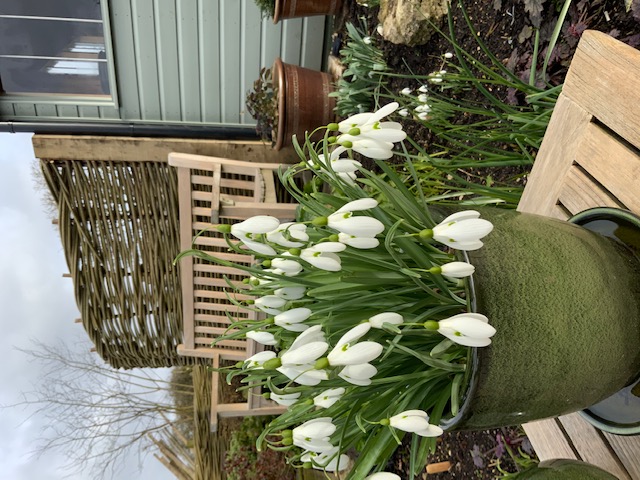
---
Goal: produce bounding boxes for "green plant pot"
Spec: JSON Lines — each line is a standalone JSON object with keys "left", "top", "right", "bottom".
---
{"left": 509, "top": 459, "right": 618, "bottom": 479}
{"left": 444, "top": 208, "right": 640, "bottom": 430}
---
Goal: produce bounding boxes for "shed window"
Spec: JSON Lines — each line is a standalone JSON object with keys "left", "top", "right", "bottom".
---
{"left": 0, "top": 0, "right": 112, "bottom": 97}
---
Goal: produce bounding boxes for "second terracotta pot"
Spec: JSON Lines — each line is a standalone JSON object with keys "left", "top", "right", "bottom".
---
{"left": 272, "top": 58, "right": 335, "bottom": 151}
{"left": 273, "top": 0, "right": 344, "bottom": 23}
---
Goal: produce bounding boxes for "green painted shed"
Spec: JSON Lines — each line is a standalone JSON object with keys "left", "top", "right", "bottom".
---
{"left": 0, "top": 0, "right": 329, "bottom": 129}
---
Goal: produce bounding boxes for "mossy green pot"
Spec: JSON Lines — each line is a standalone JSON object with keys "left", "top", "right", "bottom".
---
{"left": 444, "top": 208, "right": 640, "bottom": 430}
{"left": 509, "top": 459, "right": 618, "bottom": 479}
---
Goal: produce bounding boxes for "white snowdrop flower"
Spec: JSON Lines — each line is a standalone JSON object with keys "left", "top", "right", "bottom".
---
{"left": 337, "top": 232, "right": 379, "bottom": 249}
{"left": 274, "top": 307, "right": 312, "bottom": 332}
{"left": 277, "top": 365, "right": 329, "bottom": 386}
{"left": 418, "top": 93, "right": 428, "bottom": 103}
{"left": 338, "top": 362, "right": 377, "bottom": 386}
{"left": 327, "top": 323, "right": 383, "bottom": 366}
{"left": 376, "top": 24, "right": 384, "bottom": 35}
{"left": 388, "top": 409, "right": 444, "bottom": 437}
{"left": 400, "top": 87, "right": 413, "bottom": 95}
{"left": 300, "top": 243, "right": 345, "bottom": 272}
{"left": 418, "top": 84, "right": 429, "bottom": 93}
{"left": 368, "top": 312, "right": 403, "bottom": 329}
{"left": 440, "top": 69, "right": 447, "bottom": 75}
{"left": 292, "top": 417, "right": 336, "bottom": 452}
{"left": 313, "top": 387, "right": 346, "bottom": 408}
{"left": 398, "top": 108, "right": 409, "bottom": 117}
{"left": 301, "top": 447, "right": 350, "bottom": 472}
{"left": 254, "top": 295, "right": 287, "bottom": 315}
{"left": 270, "top": 391, "right": 301, "bottom": 407}
{"left": 271, "top": 257, "right": 303, "bottom": 276}
{"left": 266, "top": 222, "right": 308, "bottom": 248}
{"left": 436, "top": 312, "right": 496, "bottom": 347}
{"left": 430, "top": 77, "right": 443, "bottom": 84}
{"left": 444, "top": 52, "right": 454, "bottom": 59}
{"left": 415, "top": 104, "right": 431, "bottom": 113}
{"left": 244, "top": 351, "right": 276, "bottom": 369}
{"left": 430, "top": 210, "right": 493, "bottom": 250}
{"left": 363, "top": 36, "right": 372, "bottom": 44}
{"left": 327, "top": 199, "right": 385, "bottom": 237}
{"left": 274, "top": 286, "right": 306, "bottom": 300}
{"left": 246, "top": 330, "right": 278, "bottom": 346}
{"left": 417, "top": 112, "right": 429, "bottom": 121}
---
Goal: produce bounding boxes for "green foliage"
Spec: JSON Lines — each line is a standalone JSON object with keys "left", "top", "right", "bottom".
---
{"left": 246, "top": 67, "right": 278, "bottom": 143}
{"left": 330, "top": 21, "right": 388, "bottom": 116}
{"left": 224, "top": 416, "right": 296, "bottom": 480}
{"left": 254, "top": 0, "right": 276, "bottom": 18}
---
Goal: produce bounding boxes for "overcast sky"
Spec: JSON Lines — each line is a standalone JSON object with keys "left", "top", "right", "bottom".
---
{"left": 0, "top": 132, "right": 174, "bottom": 480}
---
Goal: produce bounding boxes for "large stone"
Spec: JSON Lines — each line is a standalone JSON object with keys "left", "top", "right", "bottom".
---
{"left": 378, "top": 0, "right": 448, "bottom": 46}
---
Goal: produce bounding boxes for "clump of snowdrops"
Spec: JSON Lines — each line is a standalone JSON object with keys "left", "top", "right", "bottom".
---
{"left": 180, "top": 102, "right": 496, "bottom": 479}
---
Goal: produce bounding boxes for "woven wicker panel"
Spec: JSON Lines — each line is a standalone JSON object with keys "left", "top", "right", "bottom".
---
{"left": 41, "top": 159, "right": 194, "bottom": 369}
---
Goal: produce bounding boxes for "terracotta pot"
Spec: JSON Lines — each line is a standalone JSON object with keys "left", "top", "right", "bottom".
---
{"left": 272, "top": 58, "right": 336, "bottom": 151}
{"left": 440, "top": 208, "right": 640, "bottom": 430}
{"left": 273, "top": 0, "right": 344, "bottom": 23}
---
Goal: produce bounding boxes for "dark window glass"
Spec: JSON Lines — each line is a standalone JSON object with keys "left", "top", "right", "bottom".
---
{"left": 0, "top": 0, "right": 102, "bottom": 20}
{"left": 0, "top": 57, "right": 110, "bottom": 95}
{"left": 0, "top": 18, "right": 105, "bottom": 57}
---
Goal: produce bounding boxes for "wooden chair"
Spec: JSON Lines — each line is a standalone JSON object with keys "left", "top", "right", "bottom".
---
{"left": 169, "top": 152, "right": 297, "bottom": 430}
{"left": 518, "top": 30, "right": 640, "bottom": 479}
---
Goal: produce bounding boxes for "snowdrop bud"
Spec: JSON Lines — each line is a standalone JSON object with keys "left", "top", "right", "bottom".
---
{"left": 418, "top": 93, "right": 428, "bottom": 103}
{"left": 367, "top": 473, "right": 401, "bottom": 480}
{"left": 388, "top": 410, "right": 444, "bottom": 437}
{"left": 430, "top": 261, "right": 475, "bottom": 278}
{"left": 400, "top": 87, "right": 413, "bottom": 95}
{"left": 417, "top": 112, "right": 428, "bottom": 121}
{"left": 444, "top": 52, "right": 454, "bottom": 58}
{"left": 368, "top": 312, "right": 403, "bottom": 329}
{"left": 231, "top": 215, "right": 280, "bottom": 235}
{"left": 398, "top": 108, "right": 409, "bottom": 117}
{"left": 418, "top": 85, "right": 429, "bottom": 93}
{"left": 270, "top": 391, "right": 301, "bottom": 407}
{"left": 246, "top": 330, "right": 278, "bottom": 346}
{"left": 363, "top": 36, "right": 372, "bottom": 44}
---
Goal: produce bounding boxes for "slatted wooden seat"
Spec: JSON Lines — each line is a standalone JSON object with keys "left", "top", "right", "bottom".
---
{"left": 518, "top": 30, "right": 640, "bottom": 479}
{"left": 169, "top": 153, "right": 296, "bottom": 430}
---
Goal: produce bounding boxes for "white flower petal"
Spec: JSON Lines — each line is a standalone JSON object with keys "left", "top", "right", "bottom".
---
{"left": 368, "top": 312, "right": 403, "bottom": 329}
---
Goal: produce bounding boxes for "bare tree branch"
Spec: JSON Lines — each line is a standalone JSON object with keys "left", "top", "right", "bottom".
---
{"left": 6, "top": 340, "right": 195, "bottom": 480}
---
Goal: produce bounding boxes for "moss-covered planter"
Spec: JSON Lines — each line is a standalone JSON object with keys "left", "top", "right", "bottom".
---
{"left": 510, "top": 459, "right": 618, "bottom": 479}
{"left": 444, "top": 208, "right": 640, "bottom": 430}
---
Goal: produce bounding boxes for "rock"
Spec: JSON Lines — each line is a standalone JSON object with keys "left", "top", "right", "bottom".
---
{"left": 378, "top": 0, "right": 448, "bottom": 46}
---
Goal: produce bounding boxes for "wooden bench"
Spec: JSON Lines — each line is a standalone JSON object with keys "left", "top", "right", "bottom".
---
{"left": 518, "top": 30, "right": 640, "bottom": 479}
{"left": 169, "top": 153, "right": 297, "bottom": 430}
